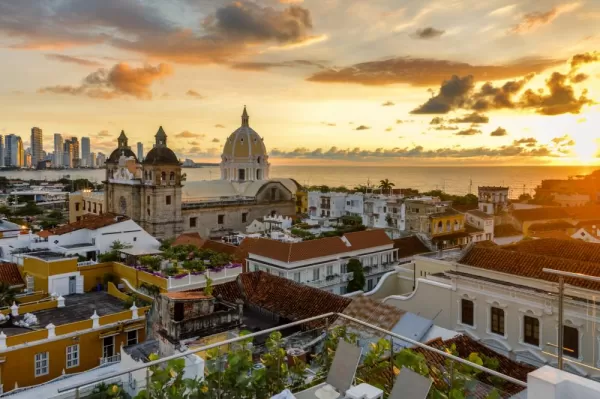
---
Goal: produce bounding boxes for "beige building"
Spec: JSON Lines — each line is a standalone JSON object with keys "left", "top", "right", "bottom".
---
{"left": 367, "top": 239, "right": 600, "bottom": 379}
{"left": 103, "top": 107, "right": 298, "bottom": 239}
{"left": 69, "top": 190, "right": 105, "bottom": 222}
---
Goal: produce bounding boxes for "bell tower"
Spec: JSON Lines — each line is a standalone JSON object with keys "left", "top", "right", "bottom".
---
{"left": 141, "top": 126, "right": 184, "bottom": 238}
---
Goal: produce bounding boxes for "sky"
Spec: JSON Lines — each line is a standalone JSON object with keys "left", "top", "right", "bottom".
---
{"left": 0, "top": 0, "right": 599, "bottom": 166}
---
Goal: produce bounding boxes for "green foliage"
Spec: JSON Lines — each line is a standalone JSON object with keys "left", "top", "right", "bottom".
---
{"left": 14, "top": 201, "right": 44, "bottom": 216}
{"left": 0, "top": 282, "right": 17, "bottom": 307}
{"left": 164, "top": 267, "right": 179, "bottom": 276}
{"left": 290, "top": 228, "right": 316, "bottom": 240}
{"left": 135, "top": 355, "right": 187, "bottom": 399}
{"left": 315, "top": 326, "right": 358, "bottom": 371}
{"left": 518, "top": 193, "right": 532, "bottom": 202}
{"left": 88, "top": 382, "right": 132, "bottom": 398}
{"left": 110, "top": 240, "right": 132, "bottom": 251}
{"left": 99, "top": 251, "right": 119, "bottom": 262}
{"left": 103, "top": 273, "right": 115, "bottom": 288}
{"left": 0, "top": 206, "right": 12, "bottom": 216}
{"left": 140, "top": 282, "right": 161, "bottom": 298}
{"left": 340, "top": 215, "right": 362, "bottom": 226}
{"left": 346, "top": 258, "right": 365, "bottom": 292}
{"left": 139, "top": 256, "right": 161, "bottom": 271}
{"left": 159, "top": 238, "right": 174, "bottom": 251}
{"left": 204, "top": 277, "right": 213, "bottom": 296}
{"left": 379, "top": 179, "right": 395, "bottom": 191}
{"left": 123, "top": 294, "right": 150, "bottom": 309}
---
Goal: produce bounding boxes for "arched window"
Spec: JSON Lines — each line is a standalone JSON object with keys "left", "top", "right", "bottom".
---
{"left": 161, "top": 171, "right": 166, "bottom": 182}
{"left": 446, "top": 221, "right": 451, "bottom": 232}
{"left": 144, "top": 171, "right": 148, "bottom": 180}
{"left": 256, "top": 169, "right": 262, "bottom": 180}
{"left": 257, "top": 156, "right": 261, "bottom": 164}
{"left": 437, "top": 221, "right": 443, "bottom": 234}
{"left": 454, "top": 220, "right": 460, "bottom": 231}
{"left": 170, "top": 171, "right": 175, "bottom": 181}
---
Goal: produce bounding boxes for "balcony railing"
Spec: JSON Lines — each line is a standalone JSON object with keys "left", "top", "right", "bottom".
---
{"left": 100, "top": 354, "right": 121, "bottom": 365}
{"left": 55, "top": 312, "right": 527, "bottom": 399}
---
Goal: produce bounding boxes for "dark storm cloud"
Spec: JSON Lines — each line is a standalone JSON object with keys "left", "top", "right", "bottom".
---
{"left": 307, "top": 57, "right": 561, "bottom": 86}
{"left": 412, "top": 27, "right": 445, "bottom": 39}
{"left": 449, "top": 112, "right": 489, "bottom": 124}
{"left": 411, "top": 69, "right": 591, "bottom": 115}
{"left": 38, "top": 62, "right": 173, "bottom": 99}
{"left": 0, "top": 0, "right": 316, "bottom": 64}
{"left": 490, "top": 127, "right": 508, "bottom": 137}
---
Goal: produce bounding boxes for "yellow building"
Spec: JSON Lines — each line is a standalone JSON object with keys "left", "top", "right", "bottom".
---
{"left": 296, "top": 190, "right": 308, "bottom": 214}
{"left": 68, "top": 190, "right": 105, "bottom": 223}
{"left": 0, "top": 254, "right": 153, "bottom": 394}
{"left": 429, "top": 210, "right": 469, "bottom": 249}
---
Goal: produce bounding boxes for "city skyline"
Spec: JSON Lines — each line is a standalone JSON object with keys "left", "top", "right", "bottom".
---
{"left": 0, "top": 1, "right": 599, "bottom": 166}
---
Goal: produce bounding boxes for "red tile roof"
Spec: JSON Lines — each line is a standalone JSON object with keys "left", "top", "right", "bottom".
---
{"left": 528, "top": 221, "right": 574, "bottom": 232}
{"left": 530, "top": 231, "right": 574, "bottom": 240}
{"left": 413, "top": 335, "right": 533, "bottom": 397}
{"left": 393, "top": 236, "right": 430, "bottom": 258}
{"left": 0, "top": 263, "right": 25, "bottom": 286}
{"left": 493, "top": 224, "right": 522, "bottom": 238}
{"left": 248, "top": 230, "right": 393, "bottom": 263}
{"left": 460, "top": 241, "right": 600, "bottom": 291}
{"left": 46, "top": 213, "right": 129, "bottom": 236}
{"left": 211, "top": 271, "right": 351, "bottom": 327}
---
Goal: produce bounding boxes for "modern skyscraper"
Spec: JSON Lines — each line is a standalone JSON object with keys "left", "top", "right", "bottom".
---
{"left": 81, "top": 137, "right": 91, "bottom": 167}
{"left": 63, "top": 141, "right": 73, "bottom": 168}
{"left": 31, "top": 127, "right": 43, "bottom": 166}
{"left": 0, "top": 136, "right": 4, "bottom": 168}
{"left": 70, "top": 137, "right": 80, "bottom": 167}
{"left": 89, "top": 152, "right": 96, "bottom": 168}
{"left": 5, "top": 135, "right": 23, "bottom": 167}
{"left": 137, "top": 142, "right": 144, "bottom": 161}
{"left": 54, "top": 134, "right": 63, "bottom": 168}
{"left": 96, "top": 152, "right": 106, "bottom": 166}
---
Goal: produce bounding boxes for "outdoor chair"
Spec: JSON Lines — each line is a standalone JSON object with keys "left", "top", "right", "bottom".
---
{"left": 388, "top": 367, "right": 432, "bottom": 399}
{"left": 294, "top": 339, "right": 363, "bottom": 399}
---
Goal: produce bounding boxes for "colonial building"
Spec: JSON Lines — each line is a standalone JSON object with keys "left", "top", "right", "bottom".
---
{"left": 103, "top": 108, "right": 299, "bottom": 239}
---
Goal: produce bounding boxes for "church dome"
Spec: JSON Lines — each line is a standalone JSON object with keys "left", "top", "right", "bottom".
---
{"left": 222, "top": 106, "right": 267, "bottom": 160}
{"left": 143, "top": 126, "right": 180, "bottom": 165}
{"left": 107, "top": 130, "right": 138, "bottom": 163}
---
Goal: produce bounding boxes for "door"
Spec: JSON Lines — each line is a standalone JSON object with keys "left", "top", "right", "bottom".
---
{"left": 75, "top": 276, "right": 84, "bottom": 294}
{"left": 69, "top": 276, "right": 76, "bottom": 295}
{"left": 103, "top": 336, "right": 115, "bottom": 358}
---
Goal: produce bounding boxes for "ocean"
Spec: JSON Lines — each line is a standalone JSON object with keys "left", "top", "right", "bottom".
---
{"left": 0, "top": 165, "right": 597, "bottom": 197}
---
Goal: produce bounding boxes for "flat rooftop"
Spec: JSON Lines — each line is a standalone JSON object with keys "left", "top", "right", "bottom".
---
{"left": 36, "top": 292, "right": 125, "bottom": 327}
{"left": 25, "top": 251, "right": 73, "bottom": 261}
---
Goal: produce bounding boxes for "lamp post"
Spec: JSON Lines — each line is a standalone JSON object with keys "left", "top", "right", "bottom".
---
{"left": 542, "top": 268, "right": 600, "bottom": 370}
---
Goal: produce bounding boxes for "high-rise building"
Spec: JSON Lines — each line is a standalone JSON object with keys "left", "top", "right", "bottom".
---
{"left": 70, "top": 137, "right": 80, "bottom": 167}
{"left": 81, "top": 137, "right": 90, "bottom": 167}
{"left": 96, "top": 152, "right": 106, "bottom": 167}
{"left": 89, "top": 152, "right": 96, "bottom": 168}
{"left": 137, "top": 142, "right": 144, "bottom": 161}
{"left": 31, "top": 127, "right": 43, "bottom": 166}
{"left": 5, "top": 135, "right": 23, "bottom": 167}
{"left": 0, "top": 136, "right": 4, "bottom": 168}
{"left": 53, "top": 134, "right": 63, "bottom": 168}
{"left": 63, "top": 141, "right": 73, "bottom": 168}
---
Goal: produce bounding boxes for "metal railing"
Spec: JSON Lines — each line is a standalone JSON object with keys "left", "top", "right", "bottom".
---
{"left": 99, "top": 354, "right": 121, "bottom": 365}
{"left": 54, "top": 312, "right": 526, "bottom": 398}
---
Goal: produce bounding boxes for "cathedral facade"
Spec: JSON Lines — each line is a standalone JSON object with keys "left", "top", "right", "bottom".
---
{"left": 104, "top": 108, "right": 298, "bottom": 239}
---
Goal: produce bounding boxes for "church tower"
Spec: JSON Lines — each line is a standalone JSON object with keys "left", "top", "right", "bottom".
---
{"left": 140, "top": 126, "right": 183, "bottom": 238}
{"left": 220, "top": 106, "right": 270, "bottom": 181}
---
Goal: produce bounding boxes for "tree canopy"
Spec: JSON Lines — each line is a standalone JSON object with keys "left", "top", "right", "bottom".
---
{"left": 346, "top": 258, "right": 365, "bottom": 292}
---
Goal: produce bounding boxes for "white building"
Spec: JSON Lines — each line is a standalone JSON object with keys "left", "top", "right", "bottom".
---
{"left": 247, "top": 230, "right": 399, "bottom": 294}
{"left": 465, "top": 209, "right": 494, "bottom": 242}
{"left": 478, "top": 186, "right": 509, "bottom": 215}
{"left": 246, "top": 214, "right": 294, "bottom": 234}
{"left": 367, "top": 238, "right": 600, "bottom": 378}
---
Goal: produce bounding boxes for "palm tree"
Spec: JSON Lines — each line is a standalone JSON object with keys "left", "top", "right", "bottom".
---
{"left": 379, "top": 179, "right": 395, "bottom": 194}
{"left": 0, "top": 282, "right": 16, "bottom": 308}
{"left": 353, "top": 185, "right": 368, "bottom": 193}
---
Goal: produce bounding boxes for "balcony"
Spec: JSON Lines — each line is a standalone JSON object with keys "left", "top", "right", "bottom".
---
{"left": 309, "top": 273, "right": 354, "bottom": 288}
{"left": 55, "top": 313, "right": 532, "bottom": 399}
{"left": 99, "top": 354, "right": 121, "bottom": 365}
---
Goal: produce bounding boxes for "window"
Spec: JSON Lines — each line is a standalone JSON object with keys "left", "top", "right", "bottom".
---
{"left": 147, "top": 195, "right": 150, "bottom": 205}
{"left": 490, "top": 307, "right": 505, "bottom": 336}
{"left": 35, "top": 352, "right": 49, "bottom": 377}
{"left": 170, "top": 171, "right": 175, "bottom": 181}
{"left": 340, "top": 286, "right": 347, "bottom": 295}
{"left": 341, "top": 264, "right": 347, "bottom": 274}
{"left": 99, "top": 204, "right": 102, "bottom": 215}
{"left": 103, "top": 336, "right": 115, "bottom": 359}
{"left": 66, "top": 344, "right": 79, "bottom": 368}
{"left": 313, "top": 268, "right": 320, "bottom": 281}
{"left": 270, "top": 187, "right": 277, "bottom": 200}
{"left": 190, "top": 217, "right": 197, "bottom": 228}
{"left": 242, "top": 212, "right": 248, "bottom": 223}
{"left": 166, "top": 195, "right": 171, "bottom": 205}
{"left": 174, "top": 302, "right": 184, "bottom": 322}
{"left": 461, "top": 299, "right": 474, "bottom": 326}
{"left": 218, "top": 215, "right": 224, "bottom": 225}
{"left": 367, "top": 279, "right": 374, "bottom": 291}
{"left": 563, "top": 325, "right": 579, "bottom": 358}
{"left": 293, "top": 272, "right": 301, "bottom": 282}
{"left": 127, "top": 330, "right": 138, "bottom": 346}
{"left": 523, "top": 316, "right": 540, "bottom": 346}
{"left": 93, "top": 203, "right": 97, "bottom": 213}
{"left": 326, "top": 265, "right": 333, "bottom": 276}
{"left": 75, "top": 202, "right": 80, "bottom": 211}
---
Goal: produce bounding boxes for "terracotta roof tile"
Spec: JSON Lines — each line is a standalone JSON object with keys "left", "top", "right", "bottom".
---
{"left": 512, "top": 207, "right": 569, "bottom": 222}
{"left": 163, "top": 291, "right": 211, "bottom": 300}
{"left": 334, "top": 295, "right": 405, "bottom": 337}
{"left": 0, "top": 263, "right": 24, "bottom": 286}
{"left": 460, "top": 242, "right": 600, "bottom": 291}
{"left": 466, "top": 209, "right": 494, "bottom": 219}
{"left": 211, "top": 271, "right": 351, "bottom": 328}
{"left": 528, "top": 221, "right": 574, "bottom": 232}
{"left": 502, "top": 238, "right": 600, "bottom": 262}
{"left": 530, "top": 231, "right": 573, "bottom": 240}
{"left": 248, "top": 230, "right": 392, "bottom": 263}
{"left": 493, "top": 224, "right": 522, "bottom": 238}
{"left": 393, "top": 236, "right": 430, "bottom": 258}
{"left": 412, "top": 335, "right": 533, "bottom": 397}
{"left": 48, "top": 213, "right": 129, "bottom": 236}
{"left": 172, "top": 232, "right": 204, "bottom": 247}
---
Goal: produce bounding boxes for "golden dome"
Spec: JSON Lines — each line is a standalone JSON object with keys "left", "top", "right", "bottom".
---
{"left": 222, "top": 107, "right": 267, "bottom": 160}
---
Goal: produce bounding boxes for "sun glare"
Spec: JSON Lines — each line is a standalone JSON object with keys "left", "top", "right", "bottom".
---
{"left": 573, "top": 135, "right": 599, "bottom": 163}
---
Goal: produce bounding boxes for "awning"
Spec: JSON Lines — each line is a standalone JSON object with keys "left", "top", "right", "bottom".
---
{"left": 124, "top": 323, "right": 145, "bottom": 332}
{"left": 99, "top": 329, "right": 121, "bottom": 338}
